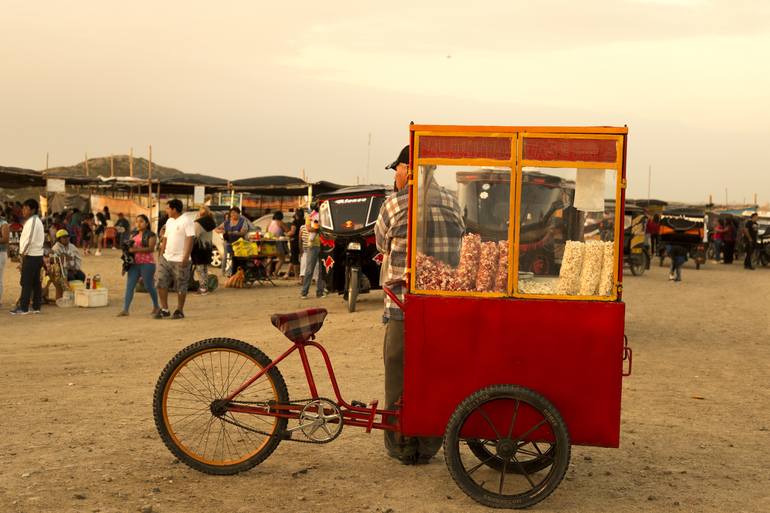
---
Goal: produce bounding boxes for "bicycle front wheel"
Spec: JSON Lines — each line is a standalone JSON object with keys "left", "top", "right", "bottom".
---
{"left": 153, "top": 338, "right": 289, "bottom": 474}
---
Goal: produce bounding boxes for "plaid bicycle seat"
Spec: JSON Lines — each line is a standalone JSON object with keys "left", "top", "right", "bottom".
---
{"left": 270, "top": 308, "right": 328, "bottom": 343}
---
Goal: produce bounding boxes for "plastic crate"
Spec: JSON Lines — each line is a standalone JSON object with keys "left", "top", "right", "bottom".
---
{"left": 74, "top": 288, "right": 109, "bottom": 308}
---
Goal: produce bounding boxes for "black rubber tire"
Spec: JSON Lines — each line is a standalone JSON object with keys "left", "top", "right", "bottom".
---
{"left": 153, "top": 338, "right": 289, "bottom": 475}
{"left": 346, "top": 267, "right": 359, "bottom": 313}
{"left": 444, "top": 384, "right": 570, "bottom": 509}
{"left": 629, "top": 253, "right": 647, "bottom": 276}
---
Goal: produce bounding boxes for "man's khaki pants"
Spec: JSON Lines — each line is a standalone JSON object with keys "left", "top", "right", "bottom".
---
{"left": 383, "top": 318, "right": 442, "bottom": 460}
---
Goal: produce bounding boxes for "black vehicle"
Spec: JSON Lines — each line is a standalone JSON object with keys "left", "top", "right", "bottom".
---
{"left": 317, "top": 185, "right": 388, "bottom": 312}
{"left": 456, "top": 169, "right": 579, "bottom": 275}
{"left": 623, "top": 204, "right": 650, "bottom": 276}
{"left": 658, "top": 207, "right": 707, "bottom": 269}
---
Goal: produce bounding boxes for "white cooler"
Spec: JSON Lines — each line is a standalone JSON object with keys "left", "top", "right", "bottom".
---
{"left": 74, "top": 288, "right": 109, "bottom": 308}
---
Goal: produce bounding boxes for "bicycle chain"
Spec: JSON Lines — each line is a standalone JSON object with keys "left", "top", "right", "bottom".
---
{"left": 221, "top": 398, "right": 340, "bottom": 444}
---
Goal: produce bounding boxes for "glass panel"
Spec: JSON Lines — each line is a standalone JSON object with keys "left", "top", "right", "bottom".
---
{"left": 414, "top": 165, "right": 511, "bottom": 293}
{"left": 516, "top": 167, "right": 617, "bottom": 297}
{"left": 366, "top": 196, "right": 386, "bottom": 226}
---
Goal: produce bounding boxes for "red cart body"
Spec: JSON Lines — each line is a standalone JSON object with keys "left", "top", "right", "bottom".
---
{"left": 402, "top": 295, "right": 625, "bottom": 447}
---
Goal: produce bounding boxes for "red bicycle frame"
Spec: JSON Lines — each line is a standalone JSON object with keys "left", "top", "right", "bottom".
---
{"left": 223, "top": 338, "right": 400, "bottom": 432}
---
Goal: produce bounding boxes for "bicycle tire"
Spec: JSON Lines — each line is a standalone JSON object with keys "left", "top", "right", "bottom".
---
{"left": 153, "top": 338, "right": 289, "bottom": 475}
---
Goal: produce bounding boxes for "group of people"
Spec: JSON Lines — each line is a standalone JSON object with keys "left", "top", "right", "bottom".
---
{"left": 645, "top": 212, "right": 765, "bottom": 283}
{"left": 1, "top": 199, "right": 91, "bottom": 314}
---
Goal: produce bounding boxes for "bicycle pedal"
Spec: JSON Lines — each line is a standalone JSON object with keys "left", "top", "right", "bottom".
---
{"left": 351, "top": 400, "right": 367, "bottom": 408}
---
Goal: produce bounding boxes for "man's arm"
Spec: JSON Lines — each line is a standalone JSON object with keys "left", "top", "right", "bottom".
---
{"left": 181, "top": 218, "right": 196, "bottom": 262}
{"left": 19, "top": 219, "right": 31, "bottom": 256}
{"left": 375, "top": 200, "right": 392, "bottom": 254}
{"left": 158, "top": 227, "right": 167, "bottom": 255}
{"left": 182, "top": 236, "right": 194, "bottom": 263}
{"left": 73, "top": 246, "right": 83, "bottom": 270}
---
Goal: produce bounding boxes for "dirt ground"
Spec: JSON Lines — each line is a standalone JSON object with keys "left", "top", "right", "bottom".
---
{"left": 1, "top": 250, "right": 768, "bottom": 513}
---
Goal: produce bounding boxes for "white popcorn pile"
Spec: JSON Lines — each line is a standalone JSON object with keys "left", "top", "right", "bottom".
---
{"left": 475, "top": 241, "right": 499, "bottom": 292}
{"left": 494, "top": 241, "right": 508, "bottom": 292}
{"left": 578, "top": 240, "right": 605, "bottom": 295}
{"left": 519, "top": 278, "right": 557, "bottom": 295}
{"left": 557, "top": 241, "right": 585, "bottom": 295}
{"left": 455, "top": 233, "right": 481, "bottom": 291}
{"left": 597, "top": 241, "right": 615, "bottom": 296}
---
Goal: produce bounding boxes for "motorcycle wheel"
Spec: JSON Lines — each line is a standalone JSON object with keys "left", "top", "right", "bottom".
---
{"left": 630, "top": 253, "right": 647, "bottom": 276}
{"left": 346, "top": 267, "right": 359, "bottom": 313}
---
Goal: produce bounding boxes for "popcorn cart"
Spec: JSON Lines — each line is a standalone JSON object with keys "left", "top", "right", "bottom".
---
{"left": 153, "top": 124, "right": 632, "bottom": 510}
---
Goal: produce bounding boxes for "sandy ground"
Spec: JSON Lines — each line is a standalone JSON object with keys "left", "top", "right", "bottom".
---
{"left": 1, "top": 250, "right": 769, "bottom": 513}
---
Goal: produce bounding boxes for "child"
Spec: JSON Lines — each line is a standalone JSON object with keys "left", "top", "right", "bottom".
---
{"left": 668, "top": 244, "right": 687, "bottom": 282}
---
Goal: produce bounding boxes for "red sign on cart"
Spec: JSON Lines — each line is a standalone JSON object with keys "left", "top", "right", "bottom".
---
{"left": 522, "top": 137, "right": 616, "bottom": 163}
{"left": 418, "top": 136, "right": 511, "bottom": 160}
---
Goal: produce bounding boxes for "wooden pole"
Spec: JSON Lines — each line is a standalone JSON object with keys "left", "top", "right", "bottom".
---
{"left": 85, "top": 152, "right": 89, "bottom": 176}
{"left": 148, "top": 145, "right": 153, "bottom": 206}
{"left": 45, "top": 152, "right": 49, "bottom": 171}
{"left": 110, "top": 154, "right": 114, "bottom": 177}
{"left": 129, "top": 147, "right": 134, "bottom": 177}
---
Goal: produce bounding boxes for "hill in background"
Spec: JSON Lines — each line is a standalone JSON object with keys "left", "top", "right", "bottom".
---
{"left": 46, "top": 155, "right": 200, "bottom": 181}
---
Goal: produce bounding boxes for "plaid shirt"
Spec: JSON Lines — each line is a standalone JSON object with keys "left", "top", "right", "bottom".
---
{"left": 375, "top": 180, "right": 464, "bottom": 321}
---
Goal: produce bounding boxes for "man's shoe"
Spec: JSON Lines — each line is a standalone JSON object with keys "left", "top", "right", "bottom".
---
{"left": 172, "top": 310, "right": 185, "bottom": 320}
{"left": 300, "top": 295, "right": 309, "bottom": 300}
{"left": 10, "top": 307, "right": 29, "bottom": 316}
{"left": 30, "top": 309, "right": 41, "bottom": 314}
{"left": 154, "top": 309, "right": 171, "bottom": 319}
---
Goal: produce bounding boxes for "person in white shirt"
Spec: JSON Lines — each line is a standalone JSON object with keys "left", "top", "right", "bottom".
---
{"left": 0, "top": 213, "right": 9, "bottom": 307}
{"left": 11, "top": 199, "right": 45, "bottom": 315}
{"left": 155, "top": 199, "right": 195, "bottom": 319}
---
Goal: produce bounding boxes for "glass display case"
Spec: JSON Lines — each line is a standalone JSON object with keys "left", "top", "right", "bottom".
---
{"left": 409, "top": 127, "right": 627, "bottom": 301}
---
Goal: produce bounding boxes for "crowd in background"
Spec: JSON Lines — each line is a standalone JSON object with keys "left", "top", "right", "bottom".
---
{"left": 0, "top": 198, "right": 326, "bottom": 316}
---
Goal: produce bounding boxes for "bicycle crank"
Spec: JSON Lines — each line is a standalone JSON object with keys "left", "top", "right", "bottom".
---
{"left": 287, "top": 398, "right": 343, "bottom": 443}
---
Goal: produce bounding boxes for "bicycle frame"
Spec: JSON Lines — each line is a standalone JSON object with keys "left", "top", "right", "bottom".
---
{"left": 223, "top": 338, "right": 400, "bottom": 432}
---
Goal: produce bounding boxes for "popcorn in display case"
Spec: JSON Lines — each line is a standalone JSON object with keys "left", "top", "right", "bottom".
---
{"left": 410, "top": 132, "right": 623, "bottom": 300}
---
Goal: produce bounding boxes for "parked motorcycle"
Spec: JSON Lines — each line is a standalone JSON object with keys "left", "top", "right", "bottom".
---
{"left": 317, "top": 186, "right": 388, "bottom": 312}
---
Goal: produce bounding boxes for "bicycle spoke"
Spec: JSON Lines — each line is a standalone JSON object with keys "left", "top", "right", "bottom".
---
{"left": 466, "top": 454, "right": 498, "bottom": 476}
{"left": 476, "top": 406, "right": 501, "bottom": 439}
{"left": 513, "top": 419, "right": 547, "bottom": 444}
{"left": 499, "top": 459, "right": 508, "bottom": 495}
{"left": 507, "top": 400, "right": 520, "bottom": 439}
{"left": 511, "top": 454, "right": 537, "bottom": 489}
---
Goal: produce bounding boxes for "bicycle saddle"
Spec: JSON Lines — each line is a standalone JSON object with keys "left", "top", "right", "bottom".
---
{"left": 270, "top": 308, "right": 328, "bottom": 343}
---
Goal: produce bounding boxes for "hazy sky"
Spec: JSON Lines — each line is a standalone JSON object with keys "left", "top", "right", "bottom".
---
{"left": 2, "top": 0, "right": 769, "bottom": 203}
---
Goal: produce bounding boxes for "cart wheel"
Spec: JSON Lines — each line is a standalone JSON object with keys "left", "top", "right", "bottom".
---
{"left": 695, "top": 261, "right": 701, "bottom": 270}
{"left": 444, "top": 384, "right": 570, "bottom": 509}
{"left": 346, "top": 267, "right": 359, "bottom": 313}
{"left": 153, "top": 338, "right": 289, "bottom": 475}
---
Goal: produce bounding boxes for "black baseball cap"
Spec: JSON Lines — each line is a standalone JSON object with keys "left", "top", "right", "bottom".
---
{"left": 386, "top": 145, "right": 410, "bottom": 170}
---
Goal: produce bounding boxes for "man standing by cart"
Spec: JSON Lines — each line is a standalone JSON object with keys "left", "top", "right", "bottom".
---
{"left": 375, "top": 145, "right": 464, "bottom": 464}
